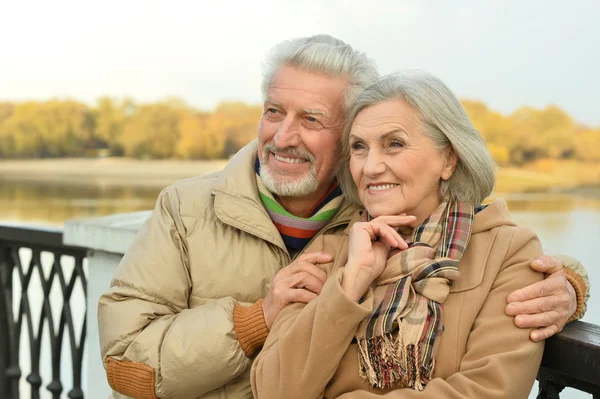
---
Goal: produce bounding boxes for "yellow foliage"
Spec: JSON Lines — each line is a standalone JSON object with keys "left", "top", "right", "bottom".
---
{"left": 120, "top": 103, "right": 182, "bottom": 159}
{"left": 213, "top": 102, "right": 262, "bottom": 156}
{"left": 0, "top": 97, "right": 596, "bottom": 165}
{"left": 574, "top": 129, "right": 600, "bottom": 162}
{"left": 487, "top": 143, "right": 509, "bottom": 166}
{"left": 0, "top": 100, "right": 91, "bottom": 157}
{"left": 176, "top": 113, "right": 226, "bottom": 159}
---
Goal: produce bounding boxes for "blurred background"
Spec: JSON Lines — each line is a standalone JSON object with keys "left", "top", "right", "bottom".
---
{"left": 0, "top": 1, "right": 598, "bottom": 398}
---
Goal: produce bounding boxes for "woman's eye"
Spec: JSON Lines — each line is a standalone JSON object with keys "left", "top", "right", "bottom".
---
{"left": 351, "top": 142, "right": 365, "bottom": 151}
{"left": 390, "top": 140, "right": 404, "bottom": 148}
{"left": 267, "top": 108, "right": 278, "bottom": 114}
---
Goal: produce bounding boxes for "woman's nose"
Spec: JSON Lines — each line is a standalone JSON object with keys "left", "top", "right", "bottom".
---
{"left": 363, "top": 151, "right": 386, "bottom": 176}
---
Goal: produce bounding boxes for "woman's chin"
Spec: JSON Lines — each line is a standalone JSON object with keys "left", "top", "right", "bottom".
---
{"left": 364, "top": 206, "right": 403, "bottom": 218}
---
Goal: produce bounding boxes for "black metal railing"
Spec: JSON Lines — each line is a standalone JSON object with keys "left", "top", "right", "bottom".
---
{"left": 0, "top": 224, "right": 88, "bottom": 399}
{"left": 537, "top": 321, "right": 600, "bottom": 398}
{"left": 0, "top": 224, "right": 598, "bottom": 398}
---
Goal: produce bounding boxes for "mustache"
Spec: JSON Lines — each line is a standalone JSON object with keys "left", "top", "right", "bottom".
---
{"left": 262, "top": 143, "right": 315, "bottom": 162}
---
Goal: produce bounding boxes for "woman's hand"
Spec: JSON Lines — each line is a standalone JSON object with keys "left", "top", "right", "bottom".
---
{"left": 342, "top": 215, "right": 416, "bottom": 302}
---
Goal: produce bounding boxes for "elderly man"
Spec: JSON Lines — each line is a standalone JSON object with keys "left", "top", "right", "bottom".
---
{"left": 98, "top": 35, "right": 589, "bottom": 399}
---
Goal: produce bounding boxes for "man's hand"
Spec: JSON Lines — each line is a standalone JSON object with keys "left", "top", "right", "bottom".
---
{"left": 262, "top": 252, "right": 332, "bottom": 329}
{"left": 506, "top": 255, "right": 577, "bottom": 342}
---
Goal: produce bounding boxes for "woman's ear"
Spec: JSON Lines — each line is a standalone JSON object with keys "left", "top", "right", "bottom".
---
{"left": 441, "top": 147, "right": 458, "bottom": 181}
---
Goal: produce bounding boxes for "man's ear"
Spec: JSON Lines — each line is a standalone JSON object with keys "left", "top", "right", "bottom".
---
{"left": 441, "top": 147, "right": 458, "bottom": 181}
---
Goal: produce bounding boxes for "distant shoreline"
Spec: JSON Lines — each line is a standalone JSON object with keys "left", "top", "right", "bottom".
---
{"left": 0, "top": 158, "right": 229, "bottom": 188}
{"left": 1, "top": 158, "right": 599, "bottom": 194}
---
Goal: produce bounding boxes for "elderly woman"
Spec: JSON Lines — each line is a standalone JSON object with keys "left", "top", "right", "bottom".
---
{"left": 251, "top": 71, "right": 546, "bottom": 398}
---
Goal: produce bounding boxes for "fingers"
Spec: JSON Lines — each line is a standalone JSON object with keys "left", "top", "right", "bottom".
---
{"left": 285, "top": 262, "right": 327, "bottom": 284}
{"left": 530, "top": 325, "right": 561, "bottom": 342}
{"left": 263, "top": 254, "right": 333, "bottom": 328}
{"left": 371, "top": 215, "right": 417, "bottom": 227}
{"left": 295, "top": 251, "right": 334, "bottom": 265}
{"left": 285, "top": 271, "right": 325, "bottom": 295}
{"left": 370, "top": 215, "right": 416, "bottom": 247}
{"left": 352, "top": 218, "right": 413, "bottom": 249}
{"left": 513, "top": 311, "right": 564, "bottom": 332}
{"left": 507, "top": 274, "right": 565, "bottom": 303}
{"left": 369, "top": 222, "right": 407, "bottom": 249}
{"left": 530, "top": 255, "right": 563, "bottom": 275}
{"left": 285, "top": 288, "right": 318, "bottom": 304}
{"left": 276, "top": 254, "right": 330, "bottom": 284}
{"left": 506, "top": 295, "right": 564, "bottom": 316}
{"left": 507, "top": 271, "right": 573, "bottom": 339}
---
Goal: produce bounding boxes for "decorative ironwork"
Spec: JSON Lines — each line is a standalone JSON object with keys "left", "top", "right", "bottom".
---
{"left": 0, "top": 225, "right": 88, "bottom": 399}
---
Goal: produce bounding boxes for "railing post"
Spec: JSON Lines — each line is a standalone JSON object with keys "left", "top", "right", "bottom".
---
{"left": 0, "top": 246, "right": 11, "bottom": 397}
{"left": 537, "top": 376, "right": 565, "bottom": 399}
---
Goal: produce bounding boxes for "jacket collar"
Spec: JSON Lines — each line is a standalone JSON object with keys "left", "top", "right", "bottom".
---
{"left": 471, "top": 199, "right": 516, "bottom": 234}
{"left": 211, "top": 140, "right": 358, "bottom": 252}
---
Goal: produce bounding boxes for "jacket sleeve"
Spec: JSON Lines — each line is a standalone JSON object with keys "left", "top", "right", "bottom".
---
{"left": 98, "top": 187, "right": 253, "bottom": 399}
{"left": 251, "top": 268, "right": 374, "bottom": 399}
{"left": 556, "top": 254, "right": 590, "bottom": 322}
{"left": 337, "top": 227, "right": 545, "bottom": 399}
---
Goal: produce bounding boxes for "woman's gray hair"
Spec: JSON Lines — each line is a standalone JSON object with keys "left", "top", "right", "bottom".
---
{"left": 339, "top": 71, "right": 496, "bottom": 206}
{"left": 261, "top": 34, "right": 379, "bottom": 113}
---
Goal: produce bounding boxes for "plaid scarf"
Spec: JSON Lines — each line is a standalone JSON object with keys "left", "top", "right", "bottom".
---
{"left": 356, "top": 200, "right": 474, "bottom": 390}
{"left": 255, "top": 158, "right": 343, "bottom": 252}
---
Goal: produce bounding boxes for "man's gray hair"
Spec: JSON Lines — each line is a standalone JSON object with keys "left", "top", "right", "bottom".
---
{"left": 261, "top": 34, "right": 379, "bottom": 113}
{"left": 339, "top": 71, "right": 496, "bottom": 206}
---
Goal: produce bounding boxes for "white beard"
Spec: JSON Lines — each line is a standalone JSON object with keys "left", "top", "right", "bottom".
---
{"left": 259, "top": 144, "right": 319, "bottom": 197}
{"left": 259, "top": 160, "right": 319, "bottom": 197}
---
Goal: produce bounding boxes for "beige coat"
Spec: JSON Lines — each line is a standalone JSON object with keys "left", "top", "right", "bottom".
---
{"left": 251, "top": 200, "right": 546, "bottom": 399}
{"left": 97, "top": 141, "right": 356, "bottom": 399}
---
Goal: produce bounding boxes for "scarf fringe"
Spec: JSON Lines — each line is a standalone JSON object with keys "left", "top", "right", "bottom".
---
{"left": 357, "top": 334, "right": 435, "bottom": 391}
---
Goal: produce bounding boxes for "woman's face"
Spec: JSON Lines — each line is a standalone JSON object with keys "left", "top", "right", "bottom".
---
{"left": 348, "top": 99, "right": 457, "bottom": 222}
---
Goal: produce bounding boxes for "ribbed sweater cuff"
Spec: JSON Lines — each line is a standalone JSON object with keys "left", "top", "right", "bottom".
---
{"left": 233, "top": 299, "right": 269, "bottom": 358}
{"left": 564, "top": 268, "right": 587, "bottom": 323}
{"left": 105, "top": 358, "right": 158, "bottom": 399}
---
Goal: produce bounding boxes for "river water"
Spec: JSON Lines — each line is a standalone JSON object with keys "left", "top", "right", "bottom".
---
{"left": 0, "top": 180, "right": 598, "bottom": 398}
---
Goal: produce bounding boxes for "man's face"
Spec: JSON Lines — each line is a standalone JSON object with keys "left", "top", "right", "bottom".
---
{"left": 258, "top": 66, "right": 346, "bottom": 199}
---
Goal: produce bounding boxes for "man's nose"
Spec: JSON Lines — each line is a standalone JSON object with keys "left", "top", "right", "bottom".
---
{"left": 273, "top": 117, "right": 301, "bottom": 148}
{"left": 363, "top": 150, "right": 386, "bottom": 176}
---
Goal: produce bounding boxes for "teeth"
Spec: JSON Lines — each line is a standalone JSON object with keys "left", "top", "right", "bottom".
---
{"left": 368, "top": 184, "right": 398, "bottom": 191}
{"left": 274, "top": 154, "right": 306, "bottom": 164}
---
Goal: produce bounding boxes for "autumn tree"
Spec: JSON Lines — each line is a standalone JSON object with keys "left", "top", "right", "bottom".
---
{"left": 574, "top": 128, "right": 600, "bottom": 162}
{"left": 176, "top": 112, "right": 226, "bottom": 159}
{"left": 510, "top": 105, "right": 575, "bottom": 161}
{"left": 0, "top": 102, "right": 16, "bottom": 156}
{"left": 462, "top": 100, "right": 514, "bottom": 165}
{"left": 0, "top": 100, "right": 92, "bottom": 157}
{"left": 120, "top": 100, "right": 184, "bottom": 159}
{"left": 93, "top": 97, "right": 135, "bottom": 155}
{"left": 212, "top": 102, "right": 262, "bottom": 156}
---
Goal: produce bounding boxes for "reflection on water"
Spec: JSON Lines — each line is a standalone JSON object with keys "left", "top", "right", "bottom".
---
{"left": 1, "top": 180, "right": 600, "bottom": 227}
{"left": 0, "top": 180, "right": 161, "bottom": 226}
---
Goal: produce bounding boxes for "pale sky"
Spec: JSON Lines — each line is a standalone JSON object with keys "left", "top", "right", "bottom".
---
{"left": 1, "top": 0, "right": 599, "bottom": 125}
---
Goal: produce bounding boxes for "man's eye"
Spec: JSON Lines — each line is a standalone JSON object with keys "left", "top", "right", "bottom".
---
{"left": 267, "top": 108, "right": 278, "bottom": 114}
{"left": 307, "top": 116, "right": 318, "bottom": 123}
{"left": 390, "top": 140, "right": 404, "bottom": 148}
